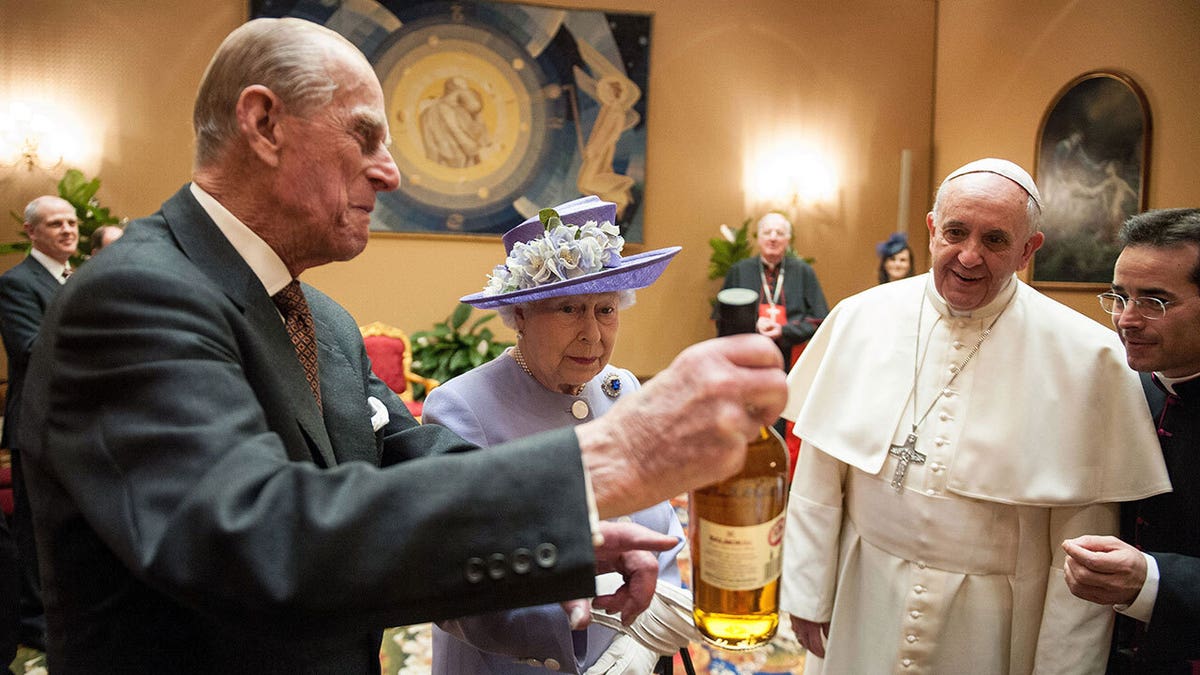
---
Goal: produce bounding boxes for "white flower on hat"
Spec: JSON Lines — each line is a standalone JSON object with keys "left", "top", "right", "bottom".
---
{"left": 483, "top": 209, "right": 624, "bottom": 295}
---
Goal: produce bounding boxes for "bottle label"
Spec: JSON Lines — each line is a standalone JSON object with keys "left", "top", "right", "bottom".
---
{"left": 696, "top": 513, "right": 785, "bottom": 591}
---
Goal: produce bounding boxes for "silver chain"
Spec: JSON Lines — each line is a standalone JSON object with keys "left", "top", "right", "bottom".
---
{"left": 909, "top": 297, "right": 1008, "bottom": 432}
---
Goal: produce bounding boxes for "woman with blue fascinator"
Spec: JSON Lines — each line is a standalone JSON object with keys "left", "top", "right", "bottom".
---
{"left": 876, "top": 232, "right": 914, "bottom": 284}
{"left": 424, "top": 196, "right": 697, "bottom": 674}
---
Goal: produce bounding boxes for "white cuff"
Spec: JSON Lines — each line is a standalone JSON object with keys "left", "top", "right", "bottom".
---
{"left": 583, "top": 467, "right": 603, "bottom": 548}
{"left": 1115, "top": 551, "right": 1158, "bottom": 624}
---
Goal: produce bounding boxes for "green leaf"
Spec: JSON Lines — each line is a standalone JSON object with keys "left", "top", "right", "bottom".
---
{"left": 406, "top": 302, "right": 514, "bottom": 398}
{"left": 449, "top": 302, "right": 472, "bottom": 331}
{"left": 538, "top": 208, "right": 560, "bottom": 226}
{"left": 467, "top": 311, "right": 496, "bottom": 334}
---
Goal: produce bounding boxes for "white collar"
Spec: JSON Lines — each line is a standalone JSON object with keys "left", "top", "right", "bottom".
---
{"left": 189, "top": 183, "right": 293, "bottom": 295}
{"left": 925, "top": 273, "right": 1017, "bottom": 319}
{"left": 29, "top": 247, "right": 69, "bottom": 284}
{"left": 1155, "top": 371, "right": 1200, "bottom": 395}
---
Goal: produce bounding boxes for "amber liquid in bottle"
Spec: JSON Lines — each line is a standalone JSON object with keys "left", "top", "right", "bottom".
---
{"left": 690, "top": 288, "right": 789, "bottom": 650}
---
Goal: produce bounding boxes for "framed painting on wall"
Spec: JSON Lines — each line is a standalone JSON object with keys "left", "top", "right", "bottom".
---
{"left": 1031, "top": 71, "right": 1150, "bottom": 288}
{"left": 251, "top": 0, "right": 651, "bottom": 243}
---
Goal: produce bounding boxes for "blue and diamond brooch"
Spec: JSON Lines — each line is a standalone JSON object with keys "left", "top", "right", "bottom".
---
{"left": 601, "top": 374, "right": 622, "bottom": 398}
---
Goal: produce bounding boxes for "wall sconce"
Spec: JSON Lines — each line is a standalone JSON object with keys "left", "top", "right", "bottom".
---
{"left": 1, "top": 101, "right": 86, "bottom": 173}
{"left": 743, "top": 138, "right": 839, "bottom": 224}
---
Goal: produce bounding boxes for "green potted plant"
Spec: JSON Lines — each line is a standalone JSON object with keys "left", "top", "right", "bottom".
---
{"left": 409, "top": 302, "right": 513, "bottom": 400}
{"left": 707, "top": 219, "right": 754, "bottom": 281}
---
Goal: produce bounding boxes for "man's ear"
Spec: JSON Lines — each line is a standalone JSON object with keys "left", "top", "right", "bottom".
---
{"left": 1018, "top": 231, "right": 1046, "bottom": 270}
{"left": 236, "top": 84, "right": 285, "bottom": 167}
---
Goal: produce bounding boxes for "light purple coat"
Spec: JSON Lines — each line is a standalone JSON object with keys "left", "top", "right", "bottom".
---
{"left": 423, "top": 352, "right": 685, "bottom": 674}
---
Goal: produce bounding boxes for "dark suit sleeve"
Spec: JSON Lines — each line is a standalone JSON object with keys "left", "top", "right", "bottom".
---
{"left": 1143, "top": 552, "right": 1200, "bottom": 660}
{"left": 779, "top": 260, "right": 828, "bottom": 347}
{"left": 0, "top": 263, "right": 47, "bottom": 370}
{"left": 23, "top": 261, "right": 596, "bottom": 634}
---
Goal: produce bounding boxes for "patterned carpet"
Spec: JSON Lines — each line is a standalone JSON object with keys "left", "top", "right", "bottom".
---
{"left": 380, "top": 494, "right": 807, "bottom": 674}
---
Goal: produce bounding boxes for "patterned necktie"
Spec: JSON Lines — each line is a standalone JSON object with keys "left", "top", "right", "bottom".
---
{"left": 272, "top": 280, "right": 322, "bottom": 411}
{"left": 60, "top": 266, "right": 72, "bottom": 281}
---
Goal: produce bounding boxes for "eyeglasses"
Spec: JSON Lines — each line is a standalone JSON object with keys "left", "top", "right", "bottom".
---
{"left": 1097, "top": 292, "right": 1175, "bottom": 320}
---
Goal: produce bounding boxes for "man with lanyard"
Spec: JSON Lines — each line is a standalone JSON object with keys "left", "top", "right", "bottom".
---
{"left": 718, "top": 212, "right": 828, "bottom": 368}
{"left": 781, "top": 158, "right": 1170, "bottom": 673}
{"left": 1064, "top": 208, "right": 1200, "bottom": 673}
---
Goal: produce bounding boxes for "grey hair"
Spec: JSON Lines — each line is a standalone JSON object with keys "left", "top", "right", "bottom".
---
{"left": 497, "top": 289, "right": 638, "bottom": 329}
{"left": 24, "top": 196, "right": 73, "bottom": 227}
{"left": 756, "top": 212, "right": 793, "bottom": 238}
{"left": 192, "top": 18, "right": 360, "bottom": 167}
{"left": 930, "top": 174, "right": 1043, "bottom": 235}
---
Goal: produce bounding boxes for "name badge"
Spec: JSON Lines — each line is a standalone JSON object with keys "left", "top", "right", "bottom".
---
{"left": 759, "top": 303, "right": 785, "bottom": 326}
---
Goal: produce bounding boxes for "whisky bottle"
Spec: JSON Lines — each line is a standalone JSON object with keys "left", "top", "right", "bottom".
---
{"left": 689, "top": 287, "right": 788, "bottom": 650}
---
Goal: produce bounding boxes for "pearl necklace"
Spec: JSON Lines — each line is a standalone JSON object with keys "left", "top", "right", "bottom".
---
{"left": 512, "top": 345, "right": 585, "bottom": 396}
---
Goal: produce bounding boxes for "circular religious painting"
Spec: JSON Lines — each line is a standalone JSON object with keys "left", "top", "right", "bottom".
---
{"left": 254, "top": 0, "right": 650, "bottom": 240}
{"left": 374, "top": 17, "right": 562, "bottom": 234}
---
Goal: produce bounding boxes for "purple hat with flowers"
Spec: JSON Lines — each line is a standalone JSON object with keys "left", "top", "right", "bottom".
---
{"left": 460, "top": 196, "right": 681, "bottom": 309}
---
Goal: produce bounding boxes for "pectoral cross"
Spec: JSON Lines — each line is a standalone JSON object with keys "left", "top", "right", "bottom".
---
{"left": 888, "top": 433, "right": 926, "bottom": 492}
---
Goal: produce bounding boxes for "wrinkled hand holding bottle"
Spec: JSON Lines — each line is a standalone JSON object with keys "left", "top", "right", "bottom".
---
{"left": 564, "top": 334, "right": 787, "bottom": 629}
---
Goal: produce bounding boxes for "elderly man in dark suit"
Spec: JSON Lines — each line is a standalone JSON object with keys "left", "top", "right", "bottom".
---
{"left": 19, "top": 17, "right": 786, "bottom": 674}
{"left": 0, "top": 194, "right": 78, "bottom": 653}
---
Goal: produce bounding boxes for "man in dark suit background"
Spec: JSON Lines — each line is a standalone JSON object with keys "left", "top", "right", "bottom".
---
{"left": 1064, "top": 208, "right": 1200, "bottom": 673}
{"left": 718, "top": 212, "right": 828, "bottom": 368}
{"left": 18, "top": 18, "right": 787, "bottom": 674}
{"left": 0, "top": 194, "right": 78, "bottom": 654}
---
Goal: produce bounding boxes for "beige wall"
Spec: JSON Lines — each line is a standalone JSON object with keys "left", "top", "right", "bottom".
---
{"left": 303, "top": 0, "right": 938, "bottom": 377}
{"left": 1, "top": 0, "right": 1196, "bottom": 379}
{"left": 0, "top": 0, "right": 936, "bottom": 377}
{"left": 933, "top": 0, "right": 1200, "bottom": 322}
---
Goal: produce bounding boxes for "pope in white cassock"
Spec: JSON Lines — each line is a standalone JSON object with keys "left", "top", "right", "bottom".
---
{"left": 781, "top": 158, "right": 1171, "bottom": 674}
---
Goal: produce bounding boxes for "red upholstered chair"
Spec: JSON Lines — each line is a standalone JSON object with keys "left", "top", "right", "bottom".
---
{"left": 359, "top": 322, "right": 439, "bottom": 419}
{"left": 782, "top": 318, "right": 822, "bottom": 482}
{"left": 0, "top": 450, "right": 12, "bottom": 516}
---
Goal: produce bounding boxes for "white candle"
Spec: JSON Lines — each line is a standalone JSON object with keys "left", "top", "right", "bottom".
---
{"left": 896, "top": 149, "right": 912, "bottom": 235}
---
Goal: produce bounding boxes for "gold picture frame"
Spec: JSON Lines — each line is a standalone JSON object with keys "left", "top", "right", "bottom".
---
{"left": 1031, "top": 70, "right": 1151, "bottom": 289}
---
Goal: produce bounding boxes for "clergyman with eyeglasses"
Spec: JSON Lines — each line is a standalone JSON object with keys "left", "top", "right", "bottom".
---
{"left": 779, "top": 158, "right": 1170, "bottom": 673}
{"left": 1064, "top": 208, "right": 1200, "bottom": 673}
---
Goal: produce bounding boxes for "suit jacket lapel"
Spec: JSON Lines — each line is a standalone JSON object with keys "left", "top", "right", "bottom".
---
{"left": 21, "top": 255, "right": 64, "bottom": 301}
{"left": 160, "top": 186, "right": 337, "bottom": 468}
{"left": 246, "top": 290, "right": 338, "bottom": 468}
{"left": 310, "top": 305, "right": 379, "bottom": 465}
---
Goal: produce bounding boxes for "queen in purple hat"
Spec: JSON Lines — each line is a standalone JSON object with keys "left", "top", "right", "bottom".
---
{"left": 423, "top": 196, "right": 695, "bottom": 674}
